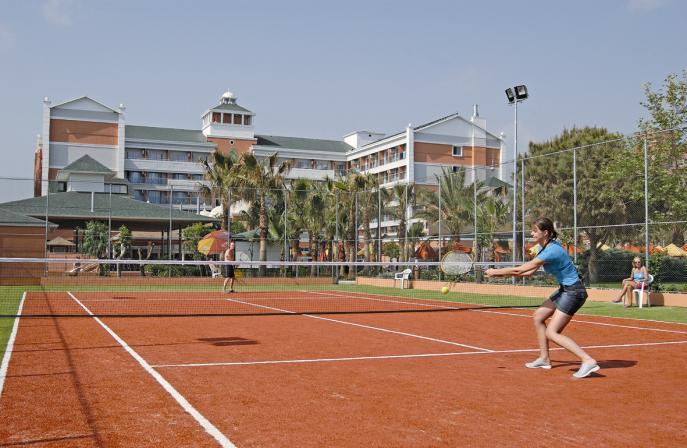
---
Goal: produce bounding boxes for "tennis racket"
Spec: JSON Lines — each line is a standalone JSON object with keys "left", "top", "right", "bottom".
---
{"left": 439, "top": 251, "right": 473, "bottom": 292}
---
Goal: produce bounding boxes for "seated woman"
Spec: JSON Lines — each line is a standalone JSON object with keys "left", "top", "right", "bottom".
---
{"left": 612, "top": 257, "right": 648, "bottom": 307}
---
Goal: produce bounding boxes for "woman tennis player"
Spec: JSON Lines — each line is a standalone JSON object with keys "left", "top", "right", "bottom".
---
{"left": 485, "top": 217, "right": 600, "bottom": 379}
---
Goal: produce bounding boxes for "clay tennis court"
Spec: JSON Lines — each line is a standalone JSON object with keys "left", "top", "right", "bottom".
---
{"left": 1, "top": 289, "right": 686, "bottom": 447}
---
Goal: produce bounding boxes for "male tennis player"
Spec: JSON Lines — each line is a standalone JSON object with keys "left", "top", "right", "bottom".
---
{"left": 485, "top": 217, "right": 599, "bottom": 379}
{"left": 222, "top": 240, "right": 236, "bottom": 293}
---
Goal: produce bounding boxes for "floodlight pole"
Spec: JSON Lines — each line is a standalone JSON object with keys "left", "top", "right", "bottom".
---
{"left": 512, "top": 99, "right": 518, "bottom": 276}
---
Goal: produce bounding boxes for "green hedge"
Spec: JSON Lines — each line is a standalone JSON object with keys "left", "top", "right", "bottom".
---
{"left": 576, "top": 249, "right": 687, "bottom": 289}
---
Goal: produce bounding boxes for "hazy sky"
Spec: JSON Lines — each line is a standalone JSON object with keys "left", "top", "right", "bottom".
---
{"left": 0, "top": 0, "right": 684, "bottom": 202}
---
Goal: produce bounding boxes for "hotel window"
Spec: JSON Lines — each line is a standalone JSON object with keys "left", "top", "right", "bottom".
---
{"left": 126, "top": 149, "right": 145, "bottom": 160}
{"left": 295, "top": 159, "right": 310, "bottom": 169}
{"left": 244, "top": 115, "right": 252, "bottom": 125}
{"left": 147, "top": 172, "right": 167, "bottom": 185}
{"left": 452, "top": 146, "right": 463, "bottom": 157}
{"left": 212, "top": 112, "right": 221, "bottom": 123}
{"left": 133, "top": 190, "right": 146, "bottom": 201}
{"left": 399, "top": 147, "right": 406, "bottom": 159}
{"left": 390, "top": 148, "right": 398, "bottom": 162}
{"left": 169, "top": 151, "right": 187, "bottom": 162}
{"left": 452, "top": 166, "right": 460, "bottom": 173}
{"left": 147, "top": 149, "right": 167, "bottom": 161}
{"left": 336, "top": 162, "right": 346, "bottom": 176}
{"left": 147, "top": 190, "right": 161, "bottom": 203}
{"left": 107, "top": 184, "right": 127, "bottom": 194}
{"left": 222, "top": 113, "right": 231, "bottom": 124}
{"left": 173, "top": 191, "right": 189, "bottom": 205}
{"left": 315, "top": 160, "right": 329, "bottom": 170}
{"left": 127, "top": 171, "right": 144, "bottom": 184}
{"left": 193, "top": 152, "right": 208, "bottom": 163}
{"left": 159, "top": 191, "right": 170, "bottom": 204}
{"left": 57, "top": 181, "right": 67, "bottom": 192}
{"left": 233, "top": 114, "right": 242, "bottom": 125}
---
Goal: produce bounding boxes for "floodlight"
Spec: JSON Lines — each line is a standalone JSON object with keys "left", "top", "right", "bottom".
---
{"left": 514, "top": 85, "right": 528, "bottom": 100}
{"left": 505, "top": 88, "right": 515, "bottom": 104}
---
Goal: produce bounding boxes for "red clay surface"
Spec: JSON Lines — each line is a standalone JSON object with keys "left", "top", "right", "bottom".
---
{"left": 1, "top": 291, "right": 686, "bottom": 447}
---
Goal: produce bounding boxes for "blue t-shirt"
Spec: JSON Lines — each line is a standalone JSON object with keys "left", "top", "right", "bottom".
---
{"left": 536, "top": 240, "right": 579, "bottom": 286}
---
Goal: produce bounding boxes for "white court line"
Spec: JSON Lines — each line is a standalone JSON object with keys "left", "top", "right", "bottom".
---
{"left": 473, "top": 309, "right": 687, "bottom": 335}
{"left": 66, "top": 292, "right": 235, "bottom": 448}
{"left": 305, "top": 290, "right": 463, "bottom": 310}
{"left": 225, "top": 297, "right": 492, "bottom": 352}
{"left": 152, "top": 339, "right": 687, "bottom": 368}
{"left": 308, "top": 290, "right": 687, "bottom": 336}
{"left": 0, "top": 292, "right": 26, "bottom": 399}
{"left": 334, "top": 289, "right": 687, "bottom": 328}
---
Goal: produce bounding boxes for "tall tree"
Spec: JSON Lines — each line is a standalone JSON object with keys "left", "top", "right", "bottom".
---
{"left": 526, "top": 127, "right": 627, "bottom": 282}
{"left": 82, "top": 220, "right": 109, "bottom": 275}
{"left": 638, "top": 71, "right": 687, "bottom": 245}
{"left": 381, "top": 183, "right": 416, "bottom": 262}
{"left": 199, "top": 150, "right": 240, "bottom": 231}
{"left": 476, "top": 194, "right": 510, "bottom": 262}
{"left": 238, "top": 153, "right": 291, "bottom": 275}
{"left": 332, "top": 173, "right": 368, "bottom": 277}
{"left": 415, "top": 167, "right": 475, "bottom": 248}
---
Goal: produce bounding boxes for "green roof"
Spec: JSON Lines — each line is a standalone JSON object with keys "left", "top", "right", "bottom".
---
{"left": 0, "top": 208, "right": 54, "bottom": 227}
{"left": 211, "top": 103, "right": 253, "bottom": 114}
{"left": 255, "top": 135, "right": 353, "bottom": 153}
{"left": 0, "top": 192, "right": 215, "bottom": 223}
{"left": 62, "top": 155, "right": 113, "bottom": 174}
{"left": 482, "top": 176, "right": 511, "bottom": 189}
{"left": 125, "top": 125, "right": 208, "bottom": 143}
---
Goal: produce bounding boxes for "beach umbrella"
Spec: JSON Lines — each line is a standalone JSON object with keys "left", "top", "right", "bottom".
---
{"left": 197, "top": 230, "right": 230, "bottom": 256}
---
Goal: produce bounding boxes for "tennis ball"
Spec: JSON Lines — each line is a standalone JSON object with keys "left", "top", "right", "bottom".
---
{"left": 441, "top": 286, "right": 449, "bottom": 295}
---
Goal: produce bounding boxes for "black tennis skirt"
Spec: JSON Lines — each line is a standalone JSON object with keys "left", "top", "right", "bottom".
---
{"left": 548, "top": 280, "right": 588, "bottom": 315}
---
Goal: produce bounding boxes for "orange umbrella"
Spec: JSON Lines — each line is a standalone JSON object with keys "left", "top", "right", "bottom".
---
{"left": 197, "top": 230, "right": 230, "bottom": 256}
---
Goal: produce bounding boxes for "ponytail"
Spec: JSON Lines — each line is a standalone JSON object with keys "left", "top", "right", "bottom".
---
{"left": 534, "top": 217, "right": 558, "bottom": 256}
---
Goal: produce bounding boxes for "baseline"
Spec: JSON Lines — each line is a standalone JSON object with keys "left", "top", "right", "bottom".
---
{"left": 152, "top": 339, "right": 687, "bottom": 368}
{"left": 473, "top": 308, "right": 687, "bottom": 335}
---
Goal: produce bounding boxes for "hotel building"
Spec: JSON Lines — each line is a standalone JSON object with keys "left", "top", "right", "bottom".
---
{"left": 34, "top": 91, "right": 508, "bottom": 235}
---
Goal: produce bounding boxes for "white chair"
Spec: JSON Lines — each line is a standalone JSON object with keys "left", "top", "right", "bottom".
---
{"left": 633, "top": 274, "right": 654, "bottom": 308}
{"left": 209, "top": 263, "right": 222, "bottom": 278}
{"left": 394, "top": 268, "right": 413, "bottom": 289}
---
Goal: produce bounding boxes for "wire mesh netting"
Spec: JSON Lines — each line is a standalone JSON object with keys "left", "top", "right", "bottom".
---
{"left": 0, "top": 258, "right": 540, "bottom": 317}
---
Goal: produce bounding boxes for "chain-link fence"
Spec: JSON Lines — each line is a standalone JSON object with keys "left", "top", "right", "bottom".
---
{"left": 1, "top": 128, "right": 685, "bottom": 291}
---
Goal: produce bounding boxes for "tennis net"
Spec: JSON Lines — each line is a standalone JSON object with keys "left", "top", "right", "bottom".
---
{"left": 0, "top": 258, "right": 542, "bottom": 317}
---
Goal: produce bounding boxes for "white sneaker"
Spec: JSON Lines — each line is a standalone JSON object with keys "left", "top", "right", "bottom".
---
{"left": 573, "top": 363, "right": 600, "bottom": 378}
{"left": 525, "top": 358, "right": 552, "bottom": 369}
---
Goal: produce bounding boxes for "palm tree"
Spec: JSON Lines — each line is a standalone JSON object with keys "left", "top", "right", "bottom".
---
{"left": 477, "top": 194, "right": 510, "bottom": 262}
{"left": 415, "top": 167, "right": 476, "bottom": 251}
{"left": 381, "top": 183, "right": 416, "bottom": 262}
{"left": 331, "top": 173, "right": 370, "bottom": 277}
{"left": 237, "top": 153, "right": 291, "bottom": 275}
{"left": 289, "top": 179, "right": 330, "bottom": 274}
{"left": 407, "top": 222, "right": 426, "bottom": 259}
{"left": 199, "top": 150, "right": 240, "bottom": 231}
{"left": 357, "top": 173, "right": 379, "bottom": 263}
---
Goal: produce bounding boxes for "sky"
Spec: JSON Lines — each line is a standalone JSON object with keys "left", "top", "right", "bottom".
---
{"left": 0, "top": 0, "right": 685, "bottom": 202}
